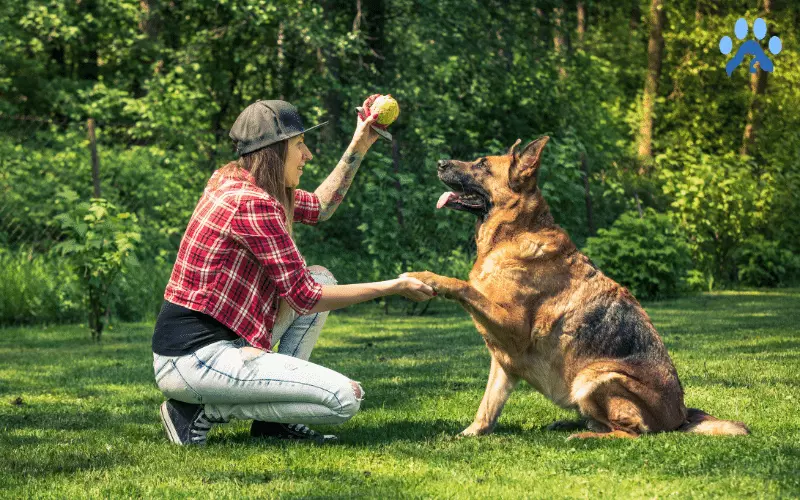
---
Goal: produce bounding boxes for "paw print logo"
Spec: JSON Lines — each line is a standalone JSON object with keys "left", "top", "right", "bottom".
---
{"left": 720, "top": 18, "right": 782, "bottom": 76}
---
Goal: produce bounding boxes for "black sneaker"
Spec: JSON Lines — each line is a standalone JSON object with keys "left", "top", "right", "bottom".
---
{"left": 250, "top": 421, "right": 338, "bottom": 444}
{"left": 159, "top": 399, "right": 215, "bottom": 445}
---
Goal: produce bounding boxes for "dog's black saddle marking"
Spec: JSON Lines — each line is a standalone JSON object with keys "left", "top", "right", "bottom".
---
{"left": 572, "top": 300, "right": 665, "bottom": 363}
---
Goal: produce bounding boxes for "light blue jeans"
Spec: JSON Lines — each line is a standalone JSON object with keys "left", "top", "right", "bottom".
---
{"left": 153, "top": 267, "right": 363, "bottom": 425}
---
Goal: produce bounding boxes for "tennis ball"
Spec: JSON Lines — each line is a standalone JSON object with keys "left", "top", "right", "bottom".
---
{"left": 371, "top": 94, "right": 400, "bottom": 126}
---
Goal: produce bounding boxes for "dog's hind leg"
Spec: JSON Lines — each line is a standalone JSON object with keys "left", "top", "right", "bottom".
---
{"left": 569, "top": 365, "right": 660, "bottom": 439}
{"left": 567, "top": 429, "right": 638, "bottom": 440}
{"left": 460, "top": 354, "right": 519, "bottom": 436}
{"left": 567, "top": 391, "right": 645, "bottom": 440}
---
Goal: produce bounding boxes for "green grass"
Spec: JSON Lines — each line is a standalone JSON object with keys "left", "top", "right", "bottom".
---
{"left": 2, "top": 290, "right": 799, "bottom": 498}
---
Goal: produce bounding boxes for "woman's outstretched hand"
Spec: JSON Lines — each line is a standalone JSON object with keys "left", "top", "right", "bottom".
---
{"left": 396, "top": 274, "right": 437, "bottom": 302}
{"left": 308, "top": 274, "right": 437, "bottom": 313}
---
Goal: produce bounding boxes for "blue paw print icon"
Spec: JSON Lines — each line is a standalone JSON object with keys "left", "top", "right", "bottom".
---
{"left": 720, "top": 18, "right": 782, "bottom": 76}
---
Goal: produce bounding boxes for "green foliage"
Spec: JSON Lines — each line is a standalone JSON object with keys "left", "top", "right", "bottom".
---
{"left": 54, "top": 191, "right": 141, "bottom": 339}
{"left": 2, "top": 0, "right": 800, "bottom": 324}
{"left": 734, "top": 235, "right": 800, "bottom": 288}
{"left": 0, "top": 247, "right": 82, "bottom": 325}
{"left": 109, "top": 258, "right": 173, "bottom": 323}
{"left": 659, "top": 150, "right": 774, "bottom": 287}
{"left": 583, "top": 209, "right": 693, "bottom": 300}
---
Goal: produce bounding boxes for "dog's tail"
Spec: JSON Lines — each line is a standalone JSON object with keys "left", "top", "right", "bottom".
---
{"left": 678, "top": 408, "right": 749, "bottom": 436}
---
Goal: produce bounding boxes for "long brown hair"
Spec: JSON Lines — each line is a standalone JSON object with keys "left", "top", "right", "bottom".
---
{"left": 222, "top": 141, "right": 295, "bottom": 234}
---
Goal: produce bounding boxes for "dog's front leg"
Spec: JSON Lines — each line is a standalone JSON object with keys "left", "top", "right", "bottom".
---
{"left": 461, "top": 353, "right": 519, "bottom": 436}
{"left": 402, "top": 271, "right": 523, "bottom": 336}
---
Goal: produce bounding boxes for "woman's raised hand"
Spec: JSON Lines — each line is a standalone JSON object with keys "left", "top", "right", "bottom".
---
{"left": 351, "top": 95, "right": 382, "bottom": 152}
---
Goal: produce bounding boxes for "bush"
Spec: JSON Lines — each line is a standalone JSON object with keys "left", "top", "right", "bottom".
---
{"left": 109, "top": 258, "right": 172, "bottom": 323}
{"left": 734, "top": 235, "right": 800, "bottom": 287}
{"left": 0, "top": 246, "right": 168, "bottom": 327}
{"left": 54, "top": 191, "right": 141, "bottom": 340}
{"left": 583, "top": 209, "right": 693, "bottom": 300}
{"left": 0, "top": 247, "right": 83, "bottom": 326}
{"left": 659, "top": 150, "right": 774, "bottom": 287}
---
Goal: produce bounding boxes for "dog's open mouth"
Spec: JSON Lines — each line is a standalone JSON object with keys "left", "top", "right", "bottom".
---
{"left": 436, "top": 166, "right": 491, "bottom": 216}
{"left": 437, "top": 191, "right": 485, "bottom": 210}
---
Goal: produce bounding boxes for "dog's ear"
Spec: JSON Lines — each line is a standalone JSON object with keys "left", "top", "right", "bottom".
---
{"left": 508, "top": 138, "right": 522, "bottom": 158}
{"left": 509, "top": 136, "right": 549, "bottom": 191}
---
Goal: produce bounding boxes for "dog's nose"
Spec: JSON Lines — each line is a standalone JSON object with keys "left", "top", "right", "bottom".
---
{"left": 437, "top": 160, "right": 449, "bottom": 171}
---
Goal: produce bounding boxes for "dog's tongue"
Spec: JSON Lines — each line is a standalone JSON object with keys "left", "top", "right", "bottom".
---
{"left": 437, "top": 192, "right": 459, "bottom": 209}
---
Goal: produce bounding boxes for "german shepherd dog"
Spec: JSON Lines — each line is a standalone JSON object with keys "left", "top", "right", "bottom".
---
{"left": 405, "top": 137, "right": 749, "bottom": 439}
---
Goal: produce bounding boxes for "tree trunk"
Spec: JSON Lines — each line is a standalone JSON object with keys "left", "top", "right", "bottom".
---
{"left": 139, "top": 0, "right": 160, "bottom": 38}
{"left": 553, "top": 6, "right": 569, "bottom": 78}
{"left": 318, "top": 1, "right": 345, "bottom": 146}
{"left": 353, "top": 0, "right": 363, "bottom": 32}
{"left": 553, "top": 6, "right": 568, "bottom": 54}
{"left": 277, "top": 23, "right": 287, "bottom": 99}
{"left": 77, "top": 0, "right": 100, "bottom": 81}
{"left": 135, "top": 0, "right": 161, "bottom": 97}
{"left": 741, "top": 69, "right": 768, "bottom": 157}
{"left": 209, "top": 61, "right": 240, "bottom": 170}
{"left": 741, "top": 0, "right": 772, "bottom": 157}
{"left": 577, "top": 2, "right": 586, "bottom": 45}
{"left": 630, "top": 0, "right": 641, "bottom": 32}
{"left": 637, "top": 0, "right": 665, "bottom": 166}
{"left": 364, "top": 0, "right": 388, "bottom": 72}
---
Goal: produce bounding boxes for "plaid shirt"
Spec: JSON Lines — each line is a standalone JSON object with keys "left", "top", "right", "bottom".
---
{"left": 164, "top": 166, "right": 323, "bottom": 350}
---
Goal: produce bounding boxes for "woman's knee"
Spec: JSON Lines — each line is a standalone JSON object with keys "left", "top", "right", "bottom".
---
{"left": 153, "top": 356, "right": 203, "bottom": 404}
{"left": 332, "top": 379, "right": 364, "bottom": 422}
{"left": 308, "top": 265, "right": 338, "bottom": 286}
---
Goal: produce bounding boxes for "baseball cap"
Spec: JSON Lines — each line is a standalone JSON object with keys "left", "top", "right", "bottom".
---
{"left": 229, "top": 100, "right": 328, "bottom": 156}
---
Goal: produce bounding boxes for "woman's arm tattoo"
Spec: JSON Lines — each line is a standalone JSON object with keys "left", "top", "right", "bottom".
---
{"left": 315, "top": 147, "right": 364, "bottom": 221}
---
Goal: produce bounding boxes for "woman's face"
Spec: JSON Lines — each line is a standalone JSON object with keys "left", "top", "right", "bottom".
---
{"left": 284, "top": 134, "right": 313, "bottom": 188}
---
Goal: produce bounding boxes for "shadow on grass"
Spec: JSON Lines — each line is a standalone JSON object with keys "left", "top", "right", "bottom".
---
{"left": 1, "top": 291, "right": 798, "bottom": 454}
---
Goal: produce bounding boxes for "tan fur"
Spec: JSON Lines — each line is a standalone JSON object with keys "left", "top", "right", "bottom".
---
{"left": 680, "top": 409, "right": 750, "bottom": 436}
{"left": 409, "top": 138, "right": 749, "bottom": 438}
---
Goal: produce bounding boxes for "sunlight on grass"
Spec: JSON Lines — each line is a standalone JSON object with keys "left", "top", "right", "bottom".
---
{"left": 1, "top": 291, "right": 799, "bottom": 497}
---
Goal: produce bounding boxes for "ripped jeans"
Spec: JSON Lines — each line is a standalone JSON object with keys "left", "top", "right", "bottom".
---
{"left": 152, "top": 267, "right": 363, "bottom": 425}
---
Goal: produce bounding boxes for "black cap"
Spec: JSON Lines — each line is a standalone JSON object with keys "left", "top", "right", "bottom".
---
{"left": 229, "top": 100, "right": 328, "bottom": 156}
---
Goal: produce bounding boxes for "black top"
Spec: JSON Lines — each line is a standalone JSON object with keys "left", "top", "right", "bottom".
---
{"left": 152, "top": 300, "right": 239, "bottom": 356}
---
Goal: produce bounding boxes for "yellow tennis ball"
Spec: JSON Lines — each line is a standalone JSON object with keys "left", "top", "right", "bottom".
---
{"left": 371, "top": 94, "right": 400, "bottom": 126}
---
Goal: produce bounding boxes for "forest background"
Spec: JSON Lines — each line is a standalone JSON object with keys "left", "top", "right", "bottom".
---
{"left": 1, "top": 0, "right": 798, "bottom": 330}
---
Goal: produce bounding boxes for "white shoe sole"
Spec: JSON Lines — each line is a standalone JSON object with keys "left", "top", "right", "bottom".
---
{"left": 159, "top": 401, "right": 183, "bottom": 445}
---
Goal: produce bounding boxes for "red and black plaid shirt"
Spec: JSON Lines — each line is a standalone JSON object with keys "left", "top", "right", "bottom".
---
{"left": 164, "top": 166, "right": 323, "bottom": 350}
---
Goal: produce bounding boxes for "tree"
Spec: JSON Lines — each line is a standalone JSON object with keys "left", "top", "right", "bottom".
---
{"left": 741, "top": 0, "right": 773, "bottom": 157}
{"left": 637, "top": 0, "right": 665, "bottom": 166}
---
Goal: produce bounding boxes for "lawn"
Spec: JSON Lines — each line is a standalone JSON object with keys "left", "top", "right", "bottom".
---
{"left": 2, "top": 290, "right": 799, "bottom": 498}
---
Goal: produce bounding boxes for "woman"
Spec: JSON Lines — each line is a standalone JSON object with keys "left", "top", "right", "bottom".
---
{"left": 152, "top": 99, "right": 435, "bottom": 445}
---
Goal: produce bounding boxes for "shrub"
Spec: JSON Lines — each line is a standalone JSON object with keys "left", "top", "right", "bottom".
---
{"left": 109, "top": 258, "right": 172, "bottom": 323}
{"left": 734, "top": 235, "right": 800, "bottom": 287}
{"left": 54, "top": 190, "right": 141, "bottom": 340}
{"left": 583, "top": 208, "right": 693, "bottom": 300}
{"left": 0, "top": 247, "right": 83, "bottom": 326}
{"left": 659, "top": 150, "right": 774, "bottom": 287}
